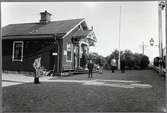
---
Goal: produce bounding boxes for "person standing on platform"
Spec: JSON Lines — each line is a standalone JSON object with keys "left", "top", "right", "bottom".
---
{"left": 33, "top": 55, "right": 42, "bottom": 84}
{"left": 88, "top": 59, "right": 94, "bottom": 78}
{"left": 111, "top": 58, "right": 116, "bottom": 73}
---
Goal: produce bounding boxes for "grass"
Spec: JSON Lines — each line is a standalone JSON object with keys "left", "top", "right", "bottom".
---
{"left": 3, "top": 70, "right": 165, "bottom": 112}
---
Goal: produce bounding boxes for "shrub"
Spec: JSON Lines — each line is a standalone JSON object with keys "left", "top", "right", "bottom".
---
{"left": 153, "top": 57, "right": 160, "bottom": 67}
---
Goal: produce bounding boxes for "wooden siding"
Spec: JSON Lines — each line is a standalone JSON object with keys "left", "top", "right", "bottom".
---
{"left": 62, "top": 25, "right": 82, "bottom": 71}
{"left": 58, "top": 39, "right": 63, "bottom": 72}
{"left": 2, "top": 39, "right": 57, "bottom": 72}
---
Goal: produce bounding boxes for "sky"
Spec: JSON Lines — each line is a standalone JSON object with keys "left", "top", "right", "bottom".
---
{"left": 1, "top": 2, "right": 166, "bottom": 61}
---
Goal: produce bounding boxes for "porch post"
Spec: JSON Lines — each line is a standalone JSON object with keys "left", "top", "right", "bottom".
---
{"left": 77, "top": 44, "right": 80, "bottom": 69}
{"left": 56, "top": 40, "right": 60, "bottom": 73}
{"left": 53, "top": 40, "right": 60, "bottom": 74}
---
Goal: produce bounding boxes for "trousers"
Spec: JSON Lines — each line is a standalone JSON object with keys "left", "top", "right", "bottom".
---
{"left": 88, "top": 70, "right": 93, "bottom": 78}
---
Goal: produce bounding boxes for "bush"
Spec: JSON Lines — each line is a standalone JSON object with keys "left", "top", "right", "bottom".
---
{"left": 105, "top": 50, "right": 150, "bottom": 70}
{"left": 153, "top": 57, "right": 160, "bottom": 67}
{"left": 80, "top": 53, "right": 88, "bottom": 68}
{"left": 140, "top": 55, "right": 150, "bottom": 69}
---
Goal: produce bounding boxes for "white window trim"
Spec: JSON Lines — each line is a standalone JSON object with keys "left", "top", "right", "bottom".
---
{"left": 79, "top": 24, "right": 83, "bottom": 31}
{"left": 66, "top": 43, "right": 73, "bottom": 62}
{"left": 12, "top": 41, "right": 24, "bottom": 62}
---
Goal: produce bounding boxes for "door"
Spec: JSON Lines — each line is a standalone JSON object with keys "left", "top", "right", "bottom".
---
{"left": 49, "top": 47, "right": 58, "bottom": 71}
{"left": 74, "top": 46, "right": 78, "bottom": 70}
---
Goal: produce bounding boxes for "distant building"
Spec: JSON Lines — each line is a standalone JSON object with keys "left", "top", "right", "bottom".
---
{"left": 2, "top": 11, "right": 96, "bottom": 75}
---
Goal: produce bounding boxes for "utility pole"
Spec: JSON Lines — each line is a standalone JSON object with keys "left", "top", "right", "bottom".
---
{"left": 158, "top": 1, "right": 165, "bottom": 75}
{"left": 142, "top": 41, "right": 145, "bottom": 55}
{"left": 118, "top": 6, "right": 122, "bottom": 70}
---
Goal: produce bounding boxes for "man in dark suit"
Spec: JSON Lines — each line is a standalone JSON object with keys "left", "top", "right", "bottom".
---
{"left": 88, "top": 60, "right": 94, "bottom": 78}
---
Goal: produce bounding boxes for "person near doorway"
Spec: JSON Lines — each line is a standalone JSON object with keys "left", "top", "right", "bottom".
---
{"left": 87, "top": 59, "right": 94, "bottom": 78}
{"left": 111, "top": 58, "right": 116, "bottom": 73}
{"left": 33, "top": 55, "right": 42, "bottom": 84}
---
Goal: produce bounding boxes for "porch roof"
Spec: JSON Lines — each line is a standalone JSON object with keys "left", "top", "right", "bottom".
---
{"left": 72, "top": 29, "right": 97, "bottom": 42}
{"left": 73, "top": 29, "right": 97, "bottom": 42}
{"left": 73, "top": 29, "right": 92, "bottom": 38}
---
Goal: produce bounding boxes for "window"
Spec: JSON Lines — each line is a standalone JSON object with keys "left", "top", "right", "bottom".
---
{"left": 79, "top": 25, "right": 83, "bottom": 31}
{"left": 66, "top": 43, "right": 72, "bottom": 62}
{"left": 12, "top": 41, "right": 24, "bottom": 62}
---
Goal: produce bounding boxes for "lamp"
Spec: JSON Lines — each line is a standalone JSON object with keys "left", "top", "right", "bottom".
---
{"left": 159, "top": 1, "right": 166, "bottom": 10}
{"left": 149, "top": 38, "right": 154, "bottom": 46}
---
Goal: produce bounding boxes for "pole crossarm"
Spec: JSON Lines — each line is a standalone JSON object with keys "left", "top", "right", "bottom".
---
{"left": 159, "top": 1, "right": 166, "bottom": 10}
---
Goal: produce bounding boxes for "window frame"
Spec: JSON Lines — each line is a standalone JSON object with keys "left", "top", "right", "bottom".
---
{"left": 12, "top": 41, "right": 24, "bottom": 62}
{"left": 66, "top": 43, "right": 72, "bottom": 62}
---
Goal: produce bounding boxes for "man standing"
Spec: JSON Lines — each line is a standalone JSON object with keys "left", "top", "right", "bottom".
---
{"left": 33, "top": 55, "right": 42, "bottom": 84}
{"left": 87, "top": 60, "right": 94, "bottom": 78}
{"left": 111, "top": 58, "right": 116, "bottom": 73}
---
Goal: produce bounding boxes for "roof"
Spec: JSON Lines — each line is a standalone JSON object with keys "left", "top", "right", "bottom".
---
{"left": 2, "top": 18, "right": 84, "bottom": 38}
{"left": 72, "top": 29, "right": 92, "bottom": 38}
{"left": 72, "top": 29, "right": 97, "bottom": 42}
{"left": 72, "top": 28, "right": 97, "bottom": 47}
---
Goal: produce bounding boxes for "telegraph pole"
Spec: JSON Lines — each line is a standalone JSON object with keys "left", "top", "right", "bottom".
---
{"left": 118, "top": 6, "right": 122, "bottom": 70}
{"left": 158, "top": 1, "right": 165, "bottom": 75}
{"left": 142, "top": 41, "right": 145, "bottom": 55}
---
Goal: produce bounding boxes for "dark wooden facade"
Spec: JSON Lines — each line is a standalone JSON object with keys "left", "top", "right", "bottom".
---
{"left": 2, "top": 36, "right": 59, "bottom": 72}
{"left": 2, "top": 11, "right": 96, "bottom": 75}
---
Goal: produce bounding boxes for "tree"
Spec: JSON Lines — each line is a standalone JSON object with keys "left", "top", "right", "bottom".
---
{"left": 88, "top": 52, "right": 106, "bottom": 67}
{"left": 105, "top": 49, "right": 150, "bottom": 70}
{"left": 123, "top": 50, "right": 134, "bottom": 69}
{"left": 154, "top": 57, "right": 160, "bottom": 67}
{"left": 80, "top": 51, "right": 88, "bottom": 68}
{"left": 140, "top": 55, "right": 150, "bottom": 69}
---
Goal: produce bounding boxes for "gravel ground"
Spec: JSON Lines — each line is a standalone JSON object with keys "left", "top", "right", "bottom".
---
{"left": 2, "top": 69, "right": 165, "bottom": 112}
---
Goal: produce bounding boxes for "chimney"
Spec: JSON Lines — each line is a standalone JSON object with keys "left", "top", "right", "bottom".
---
{"left": 40, "top": 10, "right": 52, "bottom": 24}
